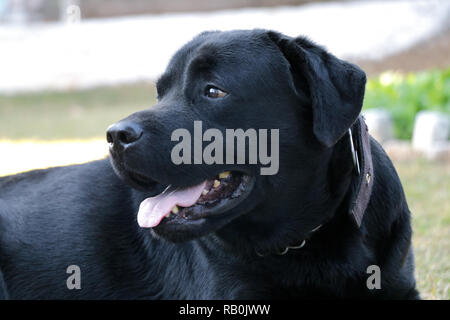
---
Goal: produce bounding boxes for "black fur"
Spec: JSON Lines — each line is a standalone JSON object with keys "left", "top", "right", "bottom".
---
{"left": 0, "top": 29, "right": 419, "bottom": 299}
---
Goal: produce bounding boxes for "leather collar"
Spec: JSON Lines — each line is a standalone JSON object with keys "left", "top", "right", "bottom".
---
{"left": 348, "top": 116, "right": 374, "bottom": 227}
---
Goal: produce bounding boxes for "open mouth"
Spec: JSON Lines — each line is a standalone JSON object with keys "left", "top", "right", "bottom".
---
{"left": 137, "top": 171, "right": 255, "bottom": 228}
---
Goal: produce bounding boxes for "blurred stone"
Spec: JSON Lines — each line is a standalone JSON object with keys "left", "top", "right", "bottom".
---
{"left": 425, "top": 142, "right": 450, "bottom": 161}
{"left": 377, "top": 139, "right": 450, "bottom": 162}
{"left": 383, "top": 140, "right": 420, "bottom": 162}
{"left": 412, "top": 111, "right": 450, "bottom": 155}
{"left": 362, "top": 109, "right": 394, "bottom": 143}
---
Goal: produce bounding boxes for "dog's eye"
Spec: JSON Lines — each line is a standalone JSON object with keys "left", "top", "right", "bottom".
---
{"left": 205, "top": 86, "right": 227, "bottom": 99}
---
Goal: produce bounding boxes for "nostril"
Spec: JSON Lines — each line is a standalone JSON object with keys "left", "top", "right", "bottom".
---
{"left": 118, "top": 131, "right": 128, "bottom": 144}
{"left": 121, "top": 125, "right": 143, "bottom": 144}
{"left": 106, "top": 121, "right": 143, "bottom": 148}
{"left": 106, "top": 131, "right": 114, "bottom": 144}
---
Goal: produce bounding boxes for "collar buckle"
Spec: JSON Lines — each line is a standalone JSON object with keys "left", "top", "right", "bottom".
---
{"left": 255, "top": 225, "right": 322, "bottom": 257}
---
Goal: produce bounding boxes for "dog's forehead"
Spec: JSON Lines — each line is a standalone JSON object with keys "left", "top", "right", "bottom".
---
{"left": 160, "top": 30, "right": 280, "bottom": 83}
{"left": 185, "top": 30, "right": 268, "bottom": 59}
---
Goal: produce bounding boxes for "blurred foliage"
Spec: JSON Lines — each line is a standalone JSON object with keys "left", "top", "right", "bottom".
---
{"left": 363, "top": 68, "right": 450, "bottom": 140}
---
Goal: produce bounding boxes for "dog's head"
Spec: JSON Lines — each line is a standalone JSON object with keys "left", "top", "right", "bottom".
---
{"left": 107, "top": 30, "right": 366, "bottom": 253}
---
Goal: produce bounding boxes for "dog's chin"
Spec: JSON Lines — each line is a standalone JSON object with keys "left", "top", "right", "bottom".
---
{"left": 109, "top": 156, "right": 258, "bottom": 242}
{"left": 109, "top": 156, "right": 161, "bottom": 192}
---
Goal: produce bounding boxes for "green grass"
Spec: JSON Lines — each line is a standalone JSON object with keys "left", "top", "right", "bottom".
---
{"left": 363, "top": 68, "right": 450, "bottom": 139}
{"left": 0, "top": 79, "right": 449, "bottom": 299}
{"left": 395, "top": 159, "right": 450, "bottom": 300}
{"left": 0, "top": 83, "right": 157, "bottom": 140}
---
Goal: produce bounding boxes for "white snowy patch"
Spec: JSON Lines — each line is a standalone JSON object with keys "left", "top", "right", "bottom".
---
{"left": 0, "top": 0, "right": 449, "bottom": 92}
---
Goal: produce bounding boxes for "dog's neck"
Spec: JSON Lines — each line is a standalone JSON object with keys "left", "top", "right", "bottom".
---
{"left": 242, "top": 117, "right": 373, "bottom": 258}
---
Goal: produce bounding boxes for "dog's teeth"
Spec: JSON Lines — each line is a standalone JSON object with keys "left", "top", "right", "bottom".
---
{"left": 213, "top": 180, "right": 220, "bottom": 188}
{"left": 218, "top": 171, "right": 231, "bottom": 179}
{"left": 202, "top": 189, "right": 209, "bottom": 196}
{"left": 171, "top": 205, "right": 179, "bottom": 214}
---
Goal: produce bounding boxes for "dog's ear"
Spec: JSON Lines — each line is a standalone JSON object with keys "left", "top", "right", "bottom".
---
{"left": 267, "top": 31, "right": 367, "bottom": 147}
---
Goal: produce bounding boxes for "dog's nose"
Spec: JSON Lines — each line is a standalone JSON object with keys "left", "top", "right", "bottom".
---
{"left": 106, "top": 121, "right": 143, "bottom": 149}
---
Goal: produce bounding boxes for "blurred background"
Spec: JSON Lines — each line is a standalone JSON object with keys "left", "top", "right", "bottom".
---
{"left": 0, "top": 0, "right": 448, "bottom": 299}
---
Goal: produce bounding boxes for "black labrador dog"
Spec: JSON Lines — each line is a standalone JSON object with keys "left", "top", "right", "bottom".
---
{"left": 0, "top": 29, "right": 419, "bottom": 299}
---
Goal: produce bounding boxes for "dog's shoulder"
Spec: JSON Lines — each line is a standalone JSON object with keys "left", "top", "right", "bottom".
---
{"left": 366, "top": 137, "right": 410, "bottom": 228}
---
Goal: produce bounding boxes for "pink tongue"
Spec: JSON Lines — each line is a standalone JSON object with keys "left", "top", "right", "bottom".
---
{"left": 137, "top": 181, "right": 207, "bottom": 228}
